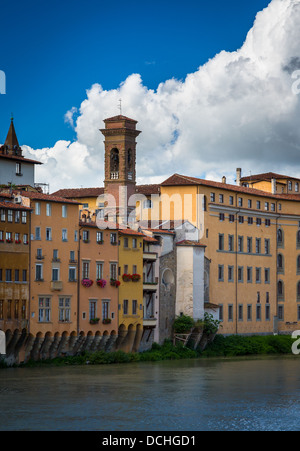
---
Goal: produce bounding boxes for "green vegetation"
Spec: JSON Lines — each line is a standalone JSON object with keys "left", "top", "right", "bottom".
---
{"left": 173, "top": 313, "right": 221, "bottom": 334}
{"left": 201, "top": 334, "right": 294, "bottom": 357}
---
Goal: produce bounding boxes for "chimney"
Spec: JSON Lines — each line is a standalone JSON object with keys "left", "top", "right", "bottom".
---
{"left": 236, "top": 168, "right": 242, "bottom": 186}
{"left": 271, "top": 178, "right": 276, "bottom": 195}
{"left": 222, "top": 176, "right": 226, "bottom": 184}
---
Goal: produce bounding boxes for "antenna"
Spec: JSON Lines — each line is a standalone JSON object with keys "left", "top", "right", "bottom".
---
{"left": 118, "top": 99, "right": 122, "bottom": 115}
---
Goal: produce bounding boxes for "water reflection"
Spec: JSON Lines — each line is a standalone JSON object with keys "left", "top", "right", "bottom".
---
{"left": 1, "top": 356, "right": 300, "bottom": 431}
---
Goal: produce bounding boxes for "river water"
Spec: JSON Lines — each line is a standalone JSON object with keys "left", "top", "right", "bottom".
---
{"left": 1, "top": 356, "right": 300, "bottom": 431}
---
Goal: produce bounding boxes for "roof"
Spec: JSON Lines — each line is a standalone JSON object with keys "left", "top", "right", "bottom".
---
{"left": 143, "top": 235, "right": 159, "bottom": 244}
{"left": 103, "top": 115, "right": 138, "bottom": 124}
{"left": 18, "top": 191, "right": 81, "bottom": 205}
{"left": 52, "top": 187, "right": 104, "bottom": 198}
{"left": 240, "top": 172, "right": 300, "bottom": 182}
{"left": 161, "top": 173, "right": 300, "bottom": 202}
{"left": 0, "top": 153, "right": 42, "bottom": 165}
{"left": 119, "top": 228, "right": 145, "bottom": 237}
{"left": 52, "top": 184, "right": 160, "bottom": 199}
{"left": 0, "top": 199, "right": 32, "bottom": 211}
{"left": 176, "top": 240, "right": 206, "bottom": 247}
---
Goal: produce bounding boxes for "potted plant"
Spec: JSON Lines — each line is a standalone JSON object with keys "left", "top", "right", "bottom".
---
{"left": 131, "top": 273, "right": 141, "bottom": 282}
{"left": 110, "top": 279, "right": 121, "bottom": 287}
{"left": 122, "top": 273, "right": 132, "bottom": 282}
{"left": 102, "top": 318, "right": 111, "bottom": 324}
{"left": 81, "top": 278, "right": 93, "bottom": 288}
{"left": 90, "top": 318, "right": 100, "bottom": 325}
{"left": 96, "top": 279, "right": 107, "bottom": 288}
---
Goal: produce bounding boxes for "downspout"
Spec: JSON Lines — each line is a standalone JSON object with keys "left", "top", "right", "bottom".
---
{"left": 77, "top": 225, "right": 83, "bottom": 336}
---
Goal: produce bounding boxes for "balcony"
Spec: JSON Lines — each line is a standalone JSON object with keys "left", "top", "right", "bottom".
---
{"left": 143, "top": 252, "right": 157, "bottom": 261}
{"left": 51, "top": 281, "right": 63, "bottom": 291}
{"left": 143, "top": 276, "right": 158, "bottom": 291}
{"left": 143, "top": 317, "right": 157, "bottom": 327}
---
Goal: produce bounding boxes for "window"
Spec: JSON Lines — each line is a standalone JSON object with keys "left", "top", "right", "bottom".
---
{"left": 228, "top": 266, "right": 234, "bottom": 282}
{"left": 219, "top": 194, "right": 224, "bottom": 204}
{"left": 238, "top": 236, "right": 243, "bottom": 253}
{"left": 89, "top": 300, "right": 97, "bottom": 321}
{"left": 247, "top": 267, "right": 252, "bottom": 283}
{"left": 16, "top": 162, "right": 22, "bottom": 175}
{"left": 15, "top": 269, "right": 19, "bottom": 282}
{"left": 96, "top": 232, "right": 103, "bottom": 243}
{"left": 247, "top": 237, "right": 252, "bottom": 253}
{"left": 278, "top": 305, "right": 284, "bottom": 321}
{"left": 62, "top": 229, "right": 68, "bottom": 242}
{"left": 219, "top": 213, "right": 225, "bottom": 221}
{"left": 52, "top": 268, "right": 59, "bottom": 282}
{"left": 59, "top": 297, "right": 70, "bottom": 322}
{"left": 238, "top": 305, "right": 243, "bottom": 322}
{"left": 35, "top": 227, "right": 41, "bottom": 240}
{"left": 219, "top": 305, "right": 224, "bottom": 322}
{"left": 218, "top": 234, "right": 224, "bottom": 251}
{"left": 229, "top": 196, "right": 234, "bottom": 206}
{"left": 110, "top": 263, "right": 117, "bottom": 280}
{"left": 278, "top": 203, "right": 282, "bottom": 211}
{"left": 218, "top": 265, "right": 224, "bottom": 282}
{"left": 256, "top": 304, "right": 261, "bottom": 321}
{"left": 53, "top": 249, "right": 58, "bottom": 261}
{"left": 256, "top": 218, "right": 262, "bottom": 226}
{"left": 228, "top": 305, "right": 233, "bottom": 322}
{"left": 265, "top": 239, "right": 270, "bottom": 255}
{"left": 62, "top": 205, "right": 68, "bottom": 218}
{"left": 238, "top": 216, "right": 244, "bottom": 224}
{"left": 238, "top": 267, "right": 243, "bottom": 283}
{"left": 277, "top": 254, "right": 284, "bottom": 272}
{"left": 15, "top": 211, "right": 20, "bottom": 223}
{"left": 255, "top": 267, "right": 261, "bottom": 283}
{"left": 23, "top": 234, "right": 28, "bottom": 245}
{"left": 5, "top": 269, "right": 12, "bottom": 282}
{"left": 0, "top": 209, "right": 5, "bottom": 221}
{"left": 46, "top": 203, "right": 52, "bottom": 216}
{"left": 277, "top": 229, "right": 283, "bottom": 246}
{"left": 110, "top": 233, "right": 117, "bottom": 244}
{"left": 210, "top": 193, "right": 215, "bottom": 202}
{"left": 271, "top": 203, "right": 275, "bottom": 212}
{"left": 35, "top": 264, "right": 43, "bottom": 281}
{"left": 38, "top": 297, "right": 51, "bottom": 322}
{"left": 124, "top": 237, "right": 129, "bottom": 248}
{"left": 74, "top": 230, "right": 79, "bottom": 242}
{"left": 265, "top": 268, "right": 270, "bottom": 283}
{"left": 248, "top": 217, "right": 253, "bottom": 225}
{"left": 266, "top": 304, "right": 270, "bottom": 321}
{"left": 132, "top": 238, "right": 137, "bottom": 249}
{"left": 46, "top": 228, "right": 52, "bottom": 241}
{"left": 82, "top": 230, "right": 89, "bottom": 242}
{"left": 70, "top": 250, "right": 75, "bottom": 262}
{"left": 22, "top": 270, "right": 27, "bottom": 282}
{"left": 69, "top": 267, "right": 76, "bottom": 282}
{"left": 6, "top": 232, "right": 12, "bottom": 243}
{"left": 143, "top": 199, "right": 153, "bottom": 209}
{"left": 82, "top": 261, "right": 90, "bottom": 279}
{"left": 247, "top": 305, "right": 252, "bottom": 321}
{"left": 96, "top": 263, "right": 103, "bottom": 280}
{"left": 238, "top": 197, "right": 243, "bottom": 207}
{"left": 202, "top": 196, "right": 207, "bottom": 211}
{"left": 132, "top": 300, "right": 137, "bottom": 315}
{"left": 22, "top": 211, "right": 27, "bottom": 224}
{"left": 228, "top": 235, "right": 234, "bottom": 252}
{"left": 297, "top": 230, "right": 300, "bottom": 248}
{"left": 102, "top": 300, "right": 110, "bottom": 320}
{"left": 248, "top": 199, "right": 252, "bottom": 208}
{"left": 229, "top": 214, "right": 235, "bottom": 223}
{"left": 264, "top": 202, "right": 269, "bottom": 211}
{"left": 278, "top": 280, "right": 284, "bottom": 300}
{"left": 255, "top": 238, "right": 261, "bottom": 254}
{"left": 265, "top": 219, "right": 271, "bottom": 227}
{"left": 123, "top": 299, "right": 129, "bottom": 315}
{"left": 7, "top": 210, "right": 13, "bottom": 223}
{"left": 288, "top": 181, "right": 292, "bottom": 191}
{"left": 35, "top": 203, "right": 41, "bottom": 215}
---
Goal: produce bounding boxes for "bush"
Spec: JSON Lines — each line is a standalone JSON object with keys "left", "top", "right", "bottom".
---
{"left": 173, "top": 315, "right": 195, "bottom": 333}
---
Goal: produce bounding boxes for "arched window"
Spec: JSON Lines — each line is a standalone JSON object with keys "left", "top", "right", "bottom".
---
{"left": 277, "top": 254, "right": 284, "bottom": 273}
{"left": 297, "top": 230, "right": 300, "bottom": 248}
{"left": 127, "top": 149, "right": 133, "bottom": 180}
{"left": 297, "top": 282, "right": 300, "bottom": 300}
{"left": 277, "top": 228, "right": 283, "bottom": 246}
{"left": 278, "top": 280, "right": 284, "bottom": 299}
{"left": 110, "top": 148, "right": 119, "bottom": 179}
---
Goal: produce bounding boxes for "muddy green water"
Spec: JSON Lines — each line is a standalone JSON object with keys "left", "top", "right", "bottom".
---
{"left": 1, "top": 356, "right": 300, "bottom": 431}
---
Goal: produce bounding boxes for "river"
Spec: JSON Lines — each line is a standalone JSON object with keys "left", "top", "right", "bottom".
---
{"left": 1, "top": 356, "right": 300, "bottom": 431}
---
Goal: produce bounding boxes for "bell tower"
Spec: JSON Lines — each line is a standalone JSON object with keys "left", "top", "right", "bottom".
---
{"left": 100, "top": 115, "right": 141, "bottom": 225}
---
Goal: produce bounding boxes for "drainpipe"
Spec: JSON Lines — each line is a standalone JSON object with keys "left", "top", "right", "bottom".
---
{"left": 77, "top": 225, "right": 83, "bottom": 336}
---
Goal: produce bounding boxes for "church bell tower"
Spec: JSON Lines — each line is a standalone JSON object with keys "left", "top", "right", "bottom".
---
{"left": 100, "top": 115, "right": 141, "bottom": 225}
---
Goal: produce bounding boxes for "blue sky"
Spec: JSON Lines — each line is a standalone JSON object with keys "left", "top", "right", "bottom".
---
{"left": 0, "top": 0, "right": 271, "bottom": 149}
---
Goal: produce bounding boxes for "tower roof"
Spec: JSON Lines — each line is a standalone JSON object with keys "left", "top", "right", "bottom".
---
{"left": 4, "top": 117, "right": 20, "bottom": 150}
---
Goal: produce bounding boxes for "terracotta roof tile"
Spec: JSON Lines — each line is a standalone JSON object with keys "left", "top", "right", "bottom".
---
{"left": 18, "top": 191, "right": 81, "bottom": 205}
{"left": 52, "top": 187, "right": 104, "bottom": 198}
{"left": 0, "top": 153, "right": 42, "bottom": 164}
{"left": 240, "top": 172, "right": 300, "bottom": 182}
{"left": 0, "top": 200, "right": 31, "bottom": 210}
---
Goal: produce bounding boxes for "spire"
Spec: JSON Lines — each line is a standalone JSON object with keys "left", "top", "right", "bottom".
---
{"left": 4, "top": 116, "right": 21, "bottom": 153}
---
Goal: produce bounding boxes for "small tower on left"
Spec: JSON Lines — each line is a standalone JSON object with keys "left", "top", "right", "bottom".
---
{"left": 0, "top": 116, "right": 41, "bottom": 188}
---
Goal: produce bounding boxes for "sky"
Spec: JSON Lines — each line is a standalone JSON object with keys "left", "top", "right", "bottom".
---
{"left": 1, "top": 0, "right": 300, "bottom": 192}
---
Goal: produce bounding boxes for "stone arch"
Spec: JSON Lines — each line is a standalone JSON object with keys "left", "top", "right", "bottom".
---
{"left": 110, "top": 148, "right": 119, "bottom": 177}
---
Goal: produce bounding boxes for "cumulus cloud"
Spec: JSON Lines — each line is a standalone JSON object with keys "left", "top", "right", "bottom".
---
{"left": 23, "top": 0, "right": 300, "bottom": 192}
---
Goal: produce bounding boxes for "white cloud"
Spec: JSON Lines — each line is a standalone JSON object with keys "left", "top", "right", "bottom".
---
{"left": 23, "top": 0, "right": 300, "bottom": 193}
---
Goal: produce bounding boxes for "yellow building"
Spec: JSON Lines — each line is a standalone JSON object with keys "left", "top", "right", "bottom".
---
{"left": 117, "top": 229, "right": 144, "bottom": 352}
